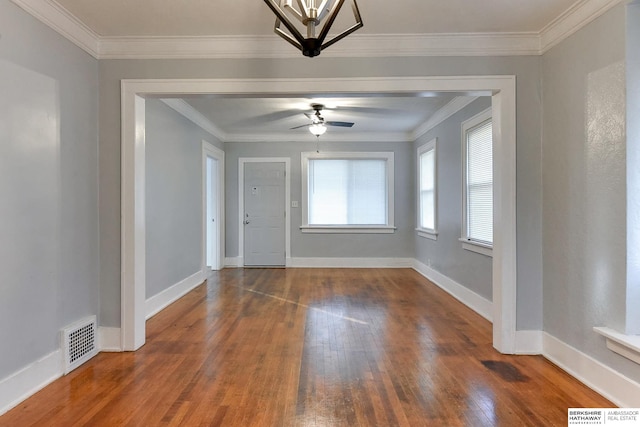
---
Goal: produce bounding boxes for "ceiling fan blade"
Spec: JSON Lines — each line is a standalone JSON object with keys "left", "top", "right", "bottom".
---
{"left": 326, "top": 121, "right": 354, "bottom": 127}
{"left": 290, "top": 123, "right": 312, "bottom": 130}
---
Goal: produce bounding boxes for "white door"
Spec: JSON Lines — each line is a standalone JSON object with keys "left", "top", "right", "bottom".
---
{"left": 243, "top": 162, "right": 286, "bottom": 266}
{"left": 206, "top": 156, "right": 220, "bottom": 270}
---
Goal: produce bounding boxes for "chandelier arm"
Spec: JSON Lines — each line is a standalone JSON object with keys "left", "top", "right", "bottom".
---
{"left": 316, "top": 0, "right": 346, "bottom": 44}
{"left": 283, "top": 1, "right": 305, "bottom": 23}
{"left": 320, "top": 1, "right": 363, "bottom": 51}
{"left": 316, "top": 0, "right": 333, "bottom": 21}
{"left": 264, "top": 0, "right": 306, "bottom": 45}
{"left": 294, "top": 0, "right": 311, "bottom": 21}
{"left": 320, "top": 21, "right": 363, "bottom": 51}
{"left": 275, "top": 25, "right": 305, "bottom": 50}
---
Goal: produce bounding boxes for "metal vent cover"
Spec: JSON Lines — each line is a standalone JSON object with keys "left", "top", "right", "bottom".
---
{"left": 61, "top": 316, "right": 98, "bottom": 374}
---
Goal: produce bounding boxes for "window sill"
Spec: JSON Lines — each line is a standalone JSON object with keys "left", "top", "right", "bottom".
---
{"left": 301, "top": 226, "right": 396, "bottom": 234}
{"left": 594, "top": 327, "right": 640, "bottom": 365}
{"left": 416, "top": 229, "right": 438, "bottom": 240}
{"left": 459, "top": 238, "right": 493, "bottom": 257}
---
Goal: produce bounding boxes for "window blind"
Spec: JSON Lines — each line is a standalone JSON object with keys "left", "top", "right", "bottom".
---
{"left": 308, "top": 159, "right": 387, "bottom": 225}
{"left": 466, "top": 119, "right": 493, "bottom": 244}
{"left": 419, "top": 148, "right": 435, "bottom": 230}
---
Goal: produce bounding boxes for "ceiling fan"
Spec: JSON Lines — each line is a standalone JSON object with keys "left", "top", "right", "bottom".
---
{"left": 291, "top": 103, "right": 354, "bottom": 136}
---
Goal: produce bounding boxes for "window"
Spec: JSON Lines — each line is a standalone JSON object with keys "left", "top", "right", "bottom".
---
{"left": 462, "top": 109, "right": 493, "bottom": 255}
{"left": 301, "top": 152, "right": 395, "bottom": 233}
{"left": 417, "top": 138, "right": 437, "bottom": 239}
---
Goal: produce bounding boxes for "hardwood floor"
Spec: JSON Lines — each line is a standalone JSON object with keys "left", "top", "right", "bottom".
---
{"left": 1, "top": 268, "right": 612, "bottom": 426}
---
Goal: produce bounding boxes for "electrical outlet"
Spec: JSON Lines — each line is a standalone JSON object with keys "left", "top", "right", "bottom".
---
{"left": 291, "top": 201, "right": 299, "bottom": 208}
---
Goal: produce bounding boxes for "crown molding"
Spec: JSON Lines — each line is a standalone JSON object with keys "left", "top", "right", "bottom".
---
{"left": 540, "top": 0, "right": 623, "bottom": 53}
{"left": 160, "top": 99, "right": 226, "bottom": 141}
{"left": 12, "top": 0, "right": 623, "bottom": 59}
{"left": 98, "top": 33, "right": 540, "bottom": 59}
{"left": 11, "top": 0, "right": 100, "bottom": 58}
{"left": 224, "top": 131, "right": 412, "bottom": 144}
{"left": 412, "top": 96, "right": 479, "bottom": 140}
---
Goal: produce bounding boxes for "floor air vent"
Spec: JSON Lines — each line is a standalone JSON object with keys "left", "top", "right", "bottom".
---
{"left": 61, "top": 316, "right": 98, "bottom": 374}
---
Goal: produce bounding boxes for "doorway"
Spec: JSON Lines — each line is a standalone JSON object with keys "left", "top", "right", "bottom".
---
{"left": 202, "top": 141, "right": 224, "bottom": 272}
{"left": 121, "top": 77, "right": 516, "bottom": 353}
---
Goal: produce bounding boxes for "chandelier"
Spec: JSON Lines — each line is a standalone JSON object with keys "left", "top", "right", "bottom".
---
{"left": 262, "top": 0, "right": 364, "bottom": 57}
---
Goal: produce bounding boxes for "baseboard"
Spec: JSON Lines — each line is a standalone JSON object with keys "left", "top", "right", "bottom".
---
{"left": 224, "top": 257, "right": 242, "bottom": 267}
{"left": 145, "top": 270, "right": 206, "bottom": 319}
{"left": 412, "top": 260, "right": 493, "bottom": 322}
{"left": 514, "top": 330, "right": 543, "bottom": 354}
{"left": 98, "top": 327, "right": 122, "bottom": 352}
{"left": 543, "top": 332, "right": 640, "bottom": 408}
{"left": 289, "top": 257, "right": 414, "bottom": 268}
{"left": 0, "top": 350, "right": 63, "bottom": 416}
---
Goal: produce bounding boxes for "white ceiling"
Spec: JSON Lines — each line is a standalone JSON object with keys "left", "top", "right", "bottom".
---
{"left": 55, "top": 0, "right": 576, "bottom": 37}
{"left": 13, "top": 0, "right": 616, "bottom": 141}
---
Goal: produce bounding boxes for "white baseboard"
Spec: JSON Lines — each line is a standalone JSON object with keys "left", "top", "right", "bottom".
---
{"left": 289, "top": 257, "right": 414, "bottom": 268}
{"left": 514, "top": 330, "right": 543, "bottom": 354}
{"left": 99, "top": 327, "right": 122, "bottom": 352}
{"left": 224, "top": 257, "right": 242, "bottom": 267}
{"left": 543, "top": 332, "right": 640, "bottom": 408}
{"left": 0, "top": 350, "right": 63, "bottom": 416}
{"left": 412, "top": 260, "right": 493, "bottom": 322}
{"left": 145, "top": 270, "right": 206, "bottom": 319}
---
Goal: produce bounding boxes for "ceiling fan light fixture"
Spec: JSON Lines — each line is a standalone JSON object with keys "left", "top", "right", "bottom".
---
{"left": 263, "top": 0, "right": 364, "bottom": 58}
{"left": 309, "top": 123, "right": 327, "bottom": 136}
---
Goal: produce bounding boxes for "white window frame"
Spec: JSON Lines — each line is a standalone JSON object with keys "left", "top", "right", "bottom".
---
{"left": 461, "top": 108, "right": 493, "bottom": 257}
{"left": 416, "top": 138, "right": 438, "bottom": 240}
{"left": 301, "top": 151, "right": 395, "bottom": 234}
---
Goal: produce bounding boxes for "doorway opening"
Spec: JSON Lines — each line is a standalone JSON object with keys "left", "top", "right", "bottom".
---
{"left": 121, "top": 76, "right": 517, "bottom": 354}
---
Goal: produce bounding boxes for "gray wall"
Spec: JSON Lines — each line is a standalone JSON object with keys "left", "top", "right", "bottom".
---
{"left": 98, "top": 55, "right": 543, "bottom": 328}
{"left": 0, "top": 2, "right": 99, "bottom": 378}
{"left": 542, "top": 4, "right": 639, "bottom": 382}
{"left": 145, "top": 100, "right": 220, "bottom": 298}
{"left": 224, "top": 141, "right": 414, "bottom": 260}
{"left": 414, "top": 98, "right": 494, "bottom": 302}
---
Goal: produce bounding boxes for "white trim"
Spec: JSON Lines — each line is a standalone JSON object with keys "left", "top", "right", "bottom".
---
{"left": 145, "top": 270, "right": 206, "bottom": 320}
{"left": 460, "top": 239, "right": 494, "bottom": 257}
{"left": 540, "top": 0, "right": 623, "bottom": 53}
{"left": 12, "top": 0, "right": 622, "bottom": 59}
{"left": 202, "top": 141, "right": 225, "bottom": 272}
{"left": 0, "top": 350, "right": 63, "bottom": 416}
{"left": 238, "top": 157, "right": 291, "bottom": 267}
{"left": 120, "top": 91, "right": 146, "bottom": 351}
{"left": 543, "top": 332, "right": 640, "bottom": 408}
{"left": 416, "top": 229, "right": 438, "bottom": 240}
{"left": 98, "top": 33, "right": 540, "bottom": 59}
{"left": 594, "top": 327, "right": 640, "bottom": 365}
{"left": 162, "top": 99, "right": 226, "bottom": 141}
{"left": 225, "top": 131, "right": 412, "bottom": 144}
{"left": 300, "top": 226, "right": 396, "bottom": 234}
{"left": 514, "top": 330, "right": 543, "bottom": 354}
{"left": 301, "top": 151, "right": 395, "bottom": 231}
{"left": 289, "top": 257, "right": 414, "bottom": 268}
{"left": 224, "top": 257, "right": 242, "bottom": 267}
{"left": 413, "top": 97, "right": 479, "bottom": 140}
{"left": 120, "top": 76, "right": 517, "bottom": 354}
{"left": 413, "top": 260, "right": 493, "bottom": 322}
{"left": 98, "top": 327, "right": 122, "bottom": 352}
{"left": 10, "top": 0, "right": 100, "bottom": 58}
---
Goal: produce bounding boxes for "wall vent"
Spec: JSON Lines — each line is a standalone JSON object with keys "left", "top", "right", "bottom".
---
{"left": 61, "top": 316, "right": 98, "bottom": 374}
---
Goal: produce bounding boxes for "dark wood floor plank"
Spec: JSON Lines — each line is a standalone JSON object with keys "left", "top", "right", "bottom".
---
{"left": 0, "top": 268, "right": 613, "bottom": 426}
